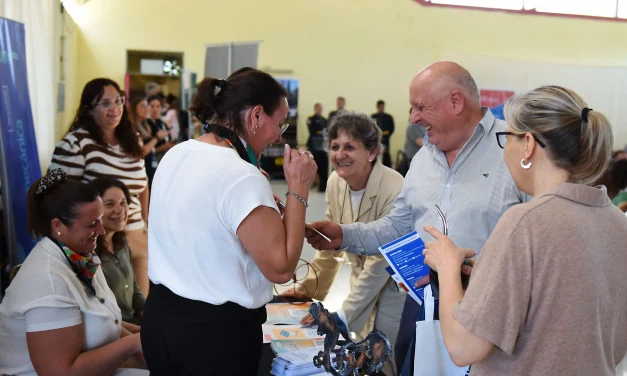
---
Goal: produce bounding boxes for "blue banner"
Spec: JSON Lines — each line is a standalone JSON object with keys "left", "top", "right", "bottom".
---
{"left": 491, "top": 103, "right": 505, "bottom": 120}
{"left": 0, "top": 18, "right": 42, "bottom": 261}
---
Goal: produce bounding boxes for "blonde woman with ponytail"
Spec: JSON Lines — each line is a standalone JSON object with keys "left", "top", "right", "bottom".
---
{"left": 421, "top": 86, "right": 627, "bottom": 375}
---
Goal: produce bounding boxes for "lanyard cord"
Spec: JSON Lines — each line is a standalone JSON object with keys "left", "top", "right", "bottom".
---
{"left": 203, "top": 123, "right": 270, "bottom": 180}
{"left": 339, "top": 183, "right": 365, "bottom": 225}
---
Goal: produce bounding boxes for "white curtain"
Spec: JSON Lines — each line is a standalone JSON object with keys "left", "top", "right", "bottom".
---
{"left": 0, "top": 0, "right": 56, "bottom": 172}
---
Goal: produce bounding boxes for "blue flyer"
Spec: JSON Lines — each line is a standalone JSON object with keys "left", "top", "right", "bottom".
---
{"left": 385, "top": 266, "right": 425, "bottom": 303}
{"left": 380, "top": 231, "right": 429, "bottom": 304}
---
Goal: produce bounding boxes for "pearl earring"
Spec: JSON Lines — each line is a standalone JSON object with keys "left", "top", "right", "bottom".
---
{"left": 253, "top": 124, "right": 258, "bottom": 135}
{"left": 521, "top": 158, "right": 532, "bottom": 169}
{"left": 57, "top": 232, "right": 61, "bottom": 236}
{"left": 368, "top": 159, "right": 373, "bottom": 162}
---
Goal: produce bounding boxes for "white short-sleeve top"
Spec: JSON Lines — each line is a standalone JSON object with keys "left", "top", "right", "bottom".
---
{"left": 0, "top": 237, "right": 122, "bottom": 376}
{"left": 147, "top": 140, "right": 279, "bottom": 309}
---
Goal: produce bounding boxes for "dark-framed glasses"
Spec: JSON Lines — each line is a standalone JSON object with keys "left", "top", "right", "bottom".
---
{"left": 95, "top": 96, "right": 126, "bottom": 110}
{"left": 495, "top": 131, "right": 546, "bottom": 149}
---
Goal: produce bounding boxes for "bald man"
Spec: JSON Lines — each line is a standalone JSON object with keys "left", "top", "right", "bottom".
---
{"left": 306, "top": 62, "right": 526, "bottom": 375}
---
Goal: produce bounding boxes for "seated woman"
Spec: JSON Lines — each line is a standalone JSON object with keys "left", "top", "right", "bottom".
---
{"left": 283, "top": 112, "right": 406, "bottom": 375}
{"left": 422, "top": 86, "right": 627, "bottom": 375}
{"left": 0, "top": 169, "right": 146, "bottom": 375}
{"left": 91, "top": 178, "right": 145, "bottom": 325}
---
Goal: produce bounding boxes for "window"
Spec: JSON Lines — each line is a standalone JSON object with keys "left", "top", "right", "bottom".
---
{"left": 419, "top": 0, "right": 627, "bottom": 20}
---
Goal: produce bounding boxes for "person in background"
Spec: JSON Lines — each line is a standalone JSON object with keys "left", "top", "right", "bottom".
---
{"left": 0, "top": 170, "right": 146, "bottom": 375}
{"left": 328, "top": 96, "right": 346, "bottom": 121}
{"left": 307, "top": 103, "right": 328, "bottom": 192}
{"left": 595, "top": 158, "right": 627, "bottom": 212}
{"left": 49, "top": 78, "right": 151, "bottom": 297}
{"left": 164, "top": 94, "right": 180, "bottom": 142}
{"left": 189, "top": 84, "right": 204, "bottom": 139}
{"left": 191, "top": 114, "right": 203, "bottom": 139}
{"left": 145, "top": 82, "right": 161, "bottom": 98}
{"left": 284, "top": 112, "right": 406, "bottom": 375}
{"left": 141, "top": 67, "right": 317, "bottom": 375}
{"left": 304, "top": 62, "right": 526, "bottom": 375}
{"left": 613, "top": 150, "right": 626, "bottom": 161}
{"left": 129, "top": 97, "right": 167, "bottom": 187}
{"left": 398, "top": 107, "right": 426, "bottom": 177}
{"left": 609, "top": 160, "right": 627, "bottom": 211}
{"left": 91, "top": 178, "right": 145, "bottom": 325}
{"left": 371, "top": 100, "right": 395, "bottom": 168}
{"left": 147, "top": 95, "right": 175, "bottom": 165}
{"left": 423, "top": 86, "right": 627, "bottom": 375}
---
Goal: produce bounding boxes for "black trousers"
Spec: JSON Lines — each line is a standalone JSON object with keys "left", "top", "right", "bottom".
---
{"left": 141, "top": 283, "right": 267, "bottom": 376}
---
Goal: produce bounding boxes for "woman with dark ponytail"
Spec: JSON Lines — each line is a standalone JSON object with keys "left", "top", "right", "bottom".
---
{"left": 0, "top": 169, "right": 147, "bottom": 375}
{"left": 141, "top": 67, "right": 318, "bottom": 374}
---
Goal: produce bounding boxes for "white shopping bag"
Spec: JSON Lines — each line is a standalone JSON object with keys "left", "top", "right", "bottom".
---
{"left": 617, "top": 355, "right": 627, "bottom": 376}
{"left": 413, "top": 285, "right": 471, "bottom": 376}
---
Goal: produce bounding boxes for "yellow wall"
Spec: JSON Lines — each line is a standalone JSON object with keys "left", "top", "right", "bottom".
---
{"left": 62, "top": 0, "right": 627, "bottom": 154}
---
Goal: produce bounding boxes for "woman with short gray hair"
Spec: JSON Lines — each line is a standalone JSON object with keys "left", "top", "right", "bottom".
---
{"left": 283, "top": 112, "right": 406, "bottom": 375}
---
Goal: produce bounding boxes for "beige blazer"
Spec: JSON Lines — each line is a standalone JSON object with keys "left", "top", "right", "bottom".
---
{"left": 299, "top": 162, "right": 404, "bottom": 338}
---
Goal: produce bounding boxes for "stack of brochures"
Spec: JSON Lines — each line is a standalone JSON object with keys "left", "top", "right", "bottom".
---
{"left": 263, "top": 324, "right": 323, "bottom": 343}
{"left": 264, "top": 302, "right": 328, "bottom": 375}
{"left": 271, "top": 338, "right": 325, "bottom": 355}
{"left": 270, "top": 347, "right": 331, "bottom": 376}
{"left": 265, "top": 302, "right": 312, "bottom": 325}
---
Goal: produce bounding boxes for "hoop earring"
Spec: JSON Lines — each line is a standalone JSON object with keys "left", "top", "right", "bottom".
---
{"left": 521, "top": 158, "right": 532, "bottom": 169}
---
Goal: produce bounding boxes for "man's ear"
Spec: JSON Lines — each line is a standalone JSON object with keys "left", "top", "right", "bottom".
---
{"left": 450, "top": 90, "right": 464, "bottom": 115}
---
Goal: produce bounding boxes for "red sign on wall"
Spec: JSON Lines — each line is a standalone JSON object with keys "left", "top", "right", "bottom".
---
{"left": 480, "top": 89, "right": 515, "bottom": 108}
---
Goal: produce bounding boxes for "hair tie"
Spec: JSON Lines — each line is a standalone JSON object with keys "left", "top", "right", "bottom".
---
{"left": 36, "top": 169, "right": 67, "bottom": 195}
{"left": 581, "top": 107, "right": 593, "bottom": 123}
{"left": 213, "top": 79, "right": 227, "bottom": 97}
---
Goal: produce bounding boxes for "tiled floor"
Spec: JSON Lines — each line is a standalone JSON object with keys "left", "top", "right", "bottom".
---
{"left": 270, "top": 181, "right": 350, "bottom": 312}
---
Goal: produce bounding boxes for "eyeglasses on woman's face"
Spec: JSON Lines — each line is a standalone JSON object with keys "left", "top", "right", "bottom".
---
{"left": 495, "top": 131, "right": 546, "bottom": 149}
{"left": 263, "top": 108, "right": 289, "bottom": 135}
{"left": 94, "top": 96, "right": 126, "bottom": 110}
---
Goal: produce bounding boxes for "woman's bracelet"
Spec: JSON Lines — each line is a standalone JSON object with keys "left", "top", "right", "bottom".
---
{"left": 285, "top": 191, "right": 309, "bottom": 207}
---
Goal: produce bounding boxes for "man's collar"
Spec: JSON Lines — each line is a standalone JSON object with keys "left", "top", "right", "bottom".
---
{"left": 477, "top": 107, "right": 496, "bottom": 135}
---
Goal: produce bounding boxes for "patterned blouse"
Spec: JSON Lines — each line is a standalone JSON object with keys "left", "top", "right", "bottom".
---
{"left": 49, "top": 128, "right": 148, "bottom": 231}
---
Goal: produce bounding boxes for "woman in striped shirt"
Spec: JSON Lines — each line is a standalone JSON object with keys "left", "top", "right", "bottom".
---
{"left": 50, "top": 78, "right": 151, "bottom": 296}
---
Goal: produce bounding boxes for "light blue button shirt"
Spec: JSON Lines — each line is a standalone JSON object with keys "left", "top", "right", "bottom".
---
{"left": 340, "top": 109, "right": 527, "bottom": 257}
